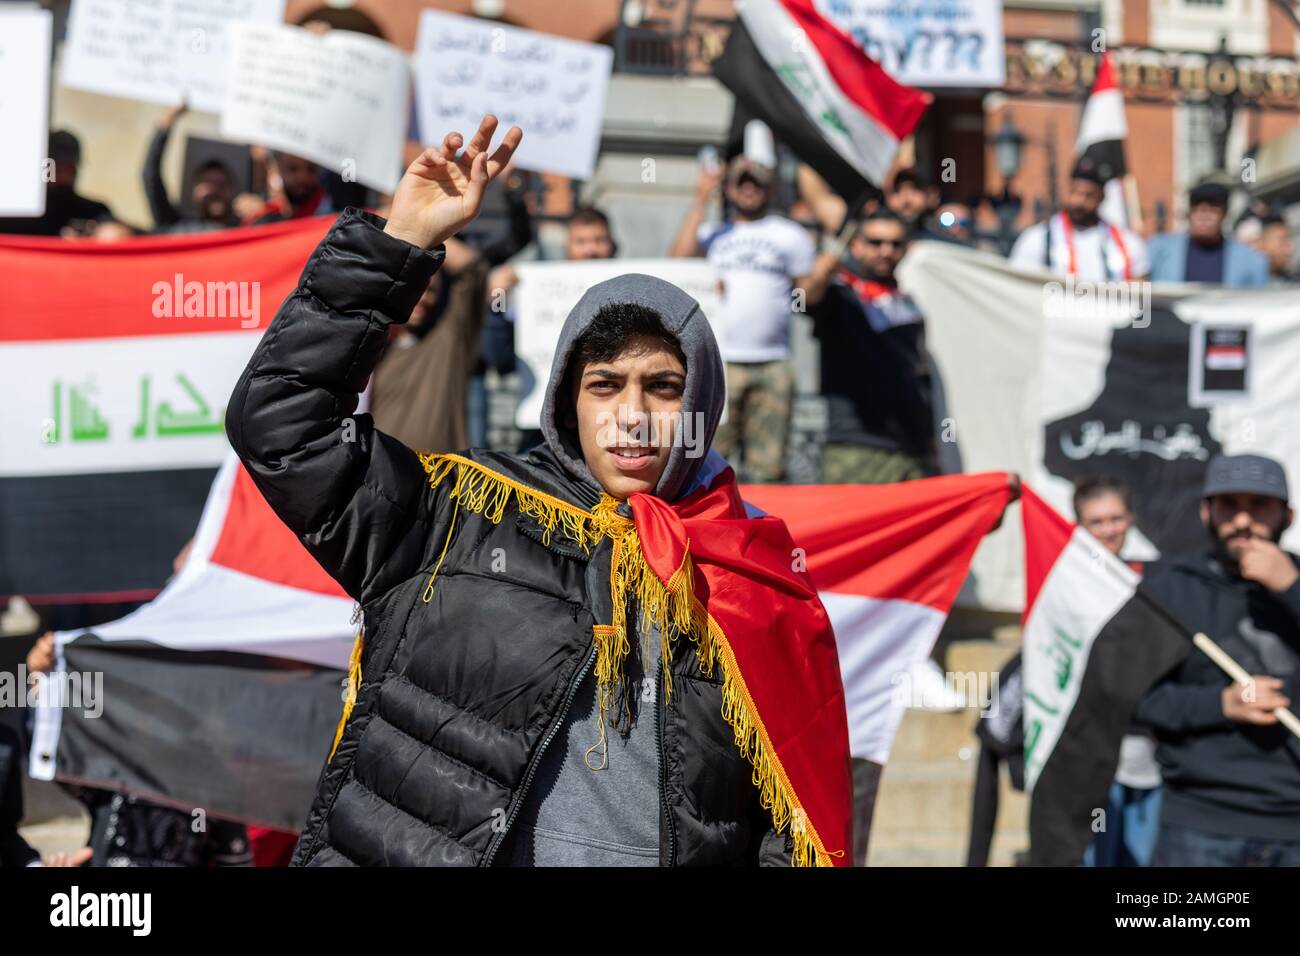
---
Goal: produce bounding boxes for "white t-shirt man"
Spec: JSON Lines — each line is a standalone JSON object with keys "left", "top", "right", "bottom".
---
{"left": 1009, "top": 213, "right": 1150, "bottom": 281}
{"left": 697, "top": 215, "right": 816, "bottom": 364}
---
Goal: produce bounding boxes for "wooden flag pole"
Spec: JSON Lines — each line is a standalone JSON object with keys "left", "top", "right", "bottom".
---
{"left": 1192, "top": 631, "right": 1300, "bottom": 740}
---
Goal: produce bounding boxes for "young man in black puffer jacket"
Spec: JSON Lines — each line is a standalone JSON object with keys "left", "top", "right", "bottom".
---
{"left": 226, "top": 116, "right": 854, "bottom": 867}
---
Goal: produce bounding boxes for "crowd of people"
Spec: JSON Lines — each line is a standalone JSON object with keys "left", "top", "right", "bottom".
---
{"left": 3, "top": 88, "right": 1299, "bottom": 868}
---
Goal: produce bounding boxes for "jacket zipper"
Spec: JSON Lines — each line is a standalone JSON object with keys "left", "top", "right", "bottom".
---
{"left": 480, "top": 640, "right": 597, "bottom": 866}
{"left": 657, "top": 652, "right": 677, "bottom": 867}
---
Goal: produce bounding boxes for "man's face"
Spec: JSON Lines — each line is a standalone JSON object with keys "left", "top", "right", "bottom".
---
{"left": 52, "top": 160, "right": 77, "bottom": 189}
{"left": 886, "top": 182, "right": 929, "bottom": 224}
{"left": 574, "top": 337, "right": 686, "bottom": 499}
{"left": 1201, "top": 492, "right": 1293, "bottom": 566}
{"left": 407, "top": 274, "right": 443, "bottom": 329}
{"left": 1261, "top": 223, "right": 1294, "bottom": 274}
{"left": 725, "top": 170, "right": 770, "bottom": 218}
{"left": 1077, "top": 492, "right": 1132, "bottom": 557}
{"left": 193, "top": 168, "right": 233, "bottom": 222}
{"left": 1188, "top": 201, "right": 1226, "bottom": 243}
{"left": 935, "top": 203, "right": 973, "bottom": 242}
{"left": 1063, "top": 179, "right": 1104, "bottom": 226}
{"left": 565, "top": 221, "right": 615, "bottom": 260}
{"left": 278, "top": 154, "right": 321, "bottom": 206}
{"left": 850, "top": 219, "right": 908, "bottom": 280}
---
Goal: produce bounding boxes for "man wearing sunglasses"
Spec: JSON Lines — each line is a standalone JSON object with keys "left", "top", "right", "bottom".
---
{"left": 802, "top": 209, "right": 936, "bottom": 486}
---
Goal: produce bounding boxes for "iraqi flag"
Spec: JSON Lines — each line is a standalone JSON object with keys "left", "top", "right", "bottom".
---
{"left": 1021, "top": 485, "right": 1190, "bottom": 865}
{"left": 712, "top": 0, "right": 931, "bottom": 199}
{"left": 745, "top": 471, "right": 1013, "bottom": 763}
{"left": 28, "top": 454, "right": 354, "bottom": 832}
{"left": 1075, "top": 51, "right": 1135, "bottom": 228}
{"left": 0, "top": 216, "right": 332, "bottom": 603}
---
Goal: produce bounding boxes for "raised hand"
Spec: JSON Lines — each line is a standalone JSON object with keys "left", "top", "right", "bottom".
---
{"left": 383, "top": 115, "right": 523, "bottom": 251}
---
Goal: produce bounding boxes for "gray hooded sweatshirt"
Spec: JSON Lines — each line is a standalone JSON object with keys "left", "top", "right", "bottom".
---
{"left": 504, "top": 274, "right": 728, "bottom": 866}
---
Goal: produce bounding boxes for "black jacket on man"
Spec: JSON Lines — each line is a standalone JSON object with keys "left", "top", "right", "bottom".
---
{"left": 1136, "top": 548, "right": 1300, "bottom": 840}
{"left": 226, "top": 209, "right": 795, "bottom": 866}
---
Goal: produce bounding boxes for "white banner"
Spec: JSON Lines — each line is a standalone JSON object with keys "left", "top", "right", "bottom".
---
{"left": 815, "top": 0, "right": 1005, "bottom": 88}
{"left": 60, "top": 0, "right": 285, "bottom": 114}
{"left": 512, "top": 259, "right": 722, "bottom": 430}
{"left": 899, "top": 240, "right": 1300, "bottom": 611}
{"left": 413, "top": 10, "right": 613, "bottom": 181}
{"left": 0, "top": 8, "right": 52, "bottom": 217}
{"left": 220, "top": 22, "right": 409, "bottom": 193}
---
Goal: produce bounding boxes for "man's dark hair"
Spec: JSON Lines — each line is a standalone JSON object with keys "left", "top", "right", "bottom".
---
{"left": 568, "top": 205, "right": 611, "bottom": 231}
{"left": 890, "top": 167, "right": 929, "bottom": 191}
{"left": 1072, "top": 475, "right": 1133, "bottom": 519}
{"left": 196, "top": 158, "right": 234, "bottom": 182}
{"left": 861, "top": 207, "right": 907, "bottom": 229}
{"left": 571, "top": 302, "right": 685, "bottom": 371}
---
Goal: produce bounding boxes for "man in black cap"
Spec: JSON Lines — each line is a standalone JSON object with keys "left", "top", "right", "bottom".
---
{"left": 1147, "top": 175, "right": 1269, "bottom": 286}
{"left": 1135, "top": 452, "right": 1300, "bottom": 865}
{"left": 1009, "top": 157, "right": 1148, "bottom": 281}
{"left": 0, "top": 130, "right": 116, "bottom": 237}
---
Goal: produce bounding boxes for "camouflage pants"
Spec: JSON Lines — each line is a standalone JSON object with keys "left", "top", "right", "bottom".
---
{"left": 712, "top": 360, "right": 794, "bottom": 483}
{"left": 821, "top": 443, "right": 928, "bottom": 484}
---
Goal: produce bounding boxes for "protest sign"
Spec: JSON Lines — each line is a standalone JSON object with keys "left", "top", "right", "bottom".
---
{"left": 60, "top": 0, "right": 285, "bottom": 114}
{"left": 413, "top": 10, "right": 613, "bottom": 180}
{"left": 220, "top": 21, "right": 409, "bottom": 193}
{"left": 512, "top": 259, "right": 721, "bottom": 429}
{"left": 815, "top": 0, "right": 1005, "bottom": 88}
{"left": 0, "top": 8, "right": 52, "bottom": 216}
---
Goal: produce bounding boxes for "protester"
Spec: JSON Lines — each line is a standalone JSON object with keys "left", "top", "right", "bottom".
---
{"left": 1147, "top": 177, "right": 1270, "bottom": 286}
{"left": 0, "top": 130, "right": 115, "bottom": 236}
{"left": 803, "top": 209, "right": 935, "bottom": 483}
{"left": 886, "top": 167, "right": 939, "bottom": 239}
{"left": 1136, "top": 453, "right": 1300, "bottom": 866}
{"left": 1257, "top": 215, "right": 1296, "bottom": 283}
{"left": 141, "top": 104, "right": 240, "bottom": 233}
{"left": 225, "top": 115, "right": 853, "bottom": 867}
{"left": 246, "top": 152, "right": 332, "bottom": 224}
{"left": 1009, "top": 158, "right": 1149, "bottom": 280}
{"left": 1073, "top": 477, "right": 1163, "bottom": 867}
{"left": 928, "top": 198, "right": 975, "bottom": 246}
{"left": 669, "top": 154, "right": 815, "bottom": 482}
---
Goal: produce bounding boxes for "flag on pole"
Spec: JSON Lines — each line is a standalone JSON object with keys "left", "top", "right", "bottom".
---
{"left": 745, "top": 472, "right": 1013, "bottom": 763}
{"left": 712, "top": 0, "right": 931, "bottom": 199}
{"left": 1075, "top": 51, "right": 1135, "bottom": 228}
{"left": 29, "top": 454, "right": 353, "bottom": 831}
{"left": 1020, "top": 485, "right": 1190, "bottom": 865}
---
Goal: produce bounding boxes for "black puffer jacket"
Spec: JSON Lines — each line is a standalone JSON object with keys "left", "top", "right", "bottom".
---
{"left": 226, "top": 209, "right": 794, "bottom": 866}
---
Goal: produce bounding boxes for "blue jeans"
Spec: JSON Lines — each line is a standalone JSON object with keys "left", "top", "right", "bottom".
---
{"left": 1153, "top": 821, "right": 1300, "bottom": 866}
{"left": 1083, "top": 783, "right": 1162, "bottom": 867}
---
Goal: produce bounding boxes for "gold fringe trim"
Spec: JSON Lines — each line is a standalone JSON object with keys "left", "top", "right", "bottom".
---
{"left": 329, "top": 627, "right": 365, "bottom": 763}
{"left": 416, "top": 452, "right": 840, "bottom": 866}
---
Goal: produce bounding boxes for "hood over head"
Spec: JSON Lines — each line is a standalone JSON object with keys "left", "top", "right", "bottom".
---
{"left": 539, "top": 273, "right": 726, "bottom": 503}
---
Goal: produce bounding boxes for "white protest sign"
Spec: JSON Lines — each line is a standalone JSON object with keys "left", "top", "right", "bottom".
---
{"left": 60, "top": 0, "right": 285, "bottom": 114}
{"left": 512, "top": 259, "right": 722, "bottom": 430}
{"left": 220, "top": 22, "right": 409, "bottom": 193}
{"left": 413, "top": 10, "right": 613, "bottom": 181}
{"left": 0, "top": 9, "right": 52, "bottom": 217}
{"left": 815, "top": 0, "right": 1005, "bottom": 88}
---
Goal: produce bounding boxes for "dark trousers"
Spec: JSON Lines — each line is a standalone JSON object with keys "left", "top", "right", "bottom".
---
{"left": 1153, "top": 821, "right": 1300, "bottom": 867}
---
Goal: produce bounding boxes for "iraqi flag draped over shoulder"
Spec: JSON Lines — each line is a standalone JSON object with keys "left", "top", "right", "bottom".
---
{"left": 712, "top": 0, "right": 931, "bottom": 198}
{"left": 1021, "top": 485, "right": 1190, "bottom": 865}
{"left": 29, "top": 454, "right": 353, "bottom": 831}
{"left": 745, "top": 472, "right": 1013, "bottom": 764}
{"left": 1075, "top": 51, "right": 1134, "bottom": 227}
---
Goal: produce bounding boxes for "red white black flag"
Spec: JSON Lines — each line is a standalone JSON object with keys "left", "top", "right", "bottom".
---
{"left": 1075, "top": 51, "right": 1134, "bottom": 227}
{"left": 712, "top": 0, "right": 931, "bottom": 199}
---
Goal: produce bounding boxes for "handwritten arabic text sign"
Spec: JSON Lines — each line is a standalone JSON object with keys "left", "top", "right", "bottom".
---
{"left": 413, "top": 10, "right": 613, "bottom": 181}
{"left": 60, "top": 0, "right": 286, "bottom": 114}
{"left": 0, "top": 9, "right": 52, "bottom": 217}
{"left": 220, "top": 22, "right": 409, "bottom": 193}
{"left": 512, "top": 259, "right": 721, "bottom": 429}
